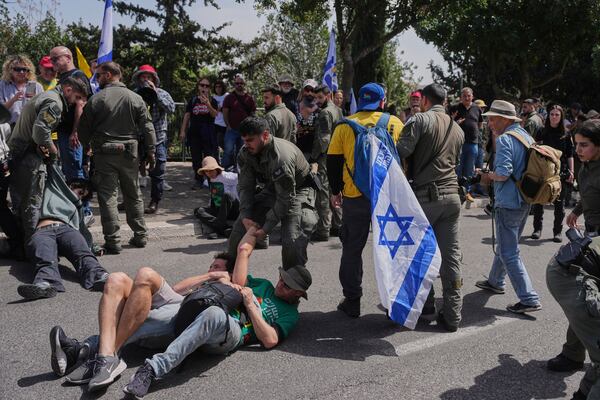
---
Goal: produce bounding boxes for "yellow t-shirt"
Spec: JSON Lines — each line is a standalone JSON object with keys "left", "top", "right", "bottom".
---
{"left": 327, "top": 111, "right": 404, "bottom": 198}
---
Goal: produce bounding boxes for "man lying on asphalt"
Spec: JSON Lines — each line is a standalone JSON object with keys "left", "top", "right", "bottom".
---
{"left": 49, "top": 226, "right": 312, "bottom": 398}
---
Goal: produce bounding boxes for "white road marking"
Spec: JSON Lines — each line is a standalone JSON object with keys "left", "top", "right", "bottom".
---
{"left": 394, "top": 316, "right": 515, "bottom": 356}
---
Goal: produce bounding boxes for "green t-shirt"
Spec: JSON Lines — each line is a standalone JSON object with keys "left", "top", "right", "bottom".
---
{"left": 230, "top": 275, "right": 299, "bottom": 345}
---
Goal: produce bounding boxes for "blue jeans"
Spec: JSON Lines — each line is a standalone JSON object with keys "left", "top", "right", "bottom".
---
{"left": 85, "top": 305, "right": 241, "bottom": 378}
{"left": 488, "top": 205, "right": 540, "bottom": 306}
{"left": 58, "top": 132, "right": 91, "bottom": 214}
{"left": 27, "top": 223, "right": 106, "bottom": 291}
{"left": 456, "top": 143, "right": 478, "bottom": 192}
{"left": 222, "top": 128, "right": 242, "bottom": 169}
{"left": 146, "top": 306, "right": 241, "bottom": 377}
{"left": 149, "top": 142, "right": 167, "bottom": 202}
{"left": 57, "top": 132, "right": 84, "bottom": 180}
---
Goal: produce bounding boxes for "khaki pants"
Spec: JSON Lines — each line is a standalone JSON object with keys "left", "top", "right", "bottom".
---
{"left": 421, "top": 193, "right": 463, "bottom": 328}
{"left": 93, "top": 153, "right": 147, "bottom": 245}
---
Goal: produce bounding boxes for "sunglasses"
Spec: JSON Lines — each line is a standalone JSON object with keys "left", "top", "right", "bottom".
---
{"left": 13, "top": 67, "right": 30, "bottom": 73}
{"left": 198, "top": 84, "right": 210, "bottom": 88}
{"left": 50, "top": 54, "right": 67, "bottom": 62}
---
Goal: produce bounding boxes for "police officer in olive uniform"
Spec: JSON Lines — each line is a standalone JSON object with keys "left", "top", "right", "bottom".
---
{"left": 227, "top": 116, "right": 317, "bottom": 270}
{"left": 547, "top": 235, "right": 600, "bottom": 400}
{"left": 311, "top": 84, "right": 343, "bottom": 241}
{"left": 262, "top": 84, "right": 297, "bottom": 143}
{"left": 397, "top": 83, "right": 465, "bottom": 332}
{"left": 8, "top": 78, "right": 89, "bottom": 239}
{"left": 78, "top": 62, "right": 156, "bottom": 254}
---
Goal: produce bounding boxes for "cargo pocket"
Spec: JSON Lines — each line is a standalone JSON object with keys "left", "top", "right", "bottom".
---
{"left": 583, "top": 277, "right": 600, "bottom": 318}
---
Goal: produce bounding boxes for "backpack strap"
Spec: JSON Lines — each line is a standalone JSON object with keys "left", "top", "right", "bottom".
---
{"left": 375, "top": 113, "right": 391, "bottom": 129}
{"left": 337, "top": 118, "right": 366, "bottom": 182}
{"left": 504, "top": 131, "right": 531, "bottom": 149}
{"left": 504, "top": 130, "right": 531, "bottom": 182}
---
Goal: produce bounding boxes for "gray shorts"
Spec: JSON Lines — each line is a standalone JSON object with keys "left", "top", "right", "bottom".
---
{"left": 151, "top": 279, "right": 184, "bottom": 309}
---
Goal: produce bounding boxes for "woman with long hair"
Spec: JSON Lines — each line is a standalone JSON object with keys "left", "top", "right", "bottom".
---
{"left": 179, "top": 77, "right": 218, "bottom": 189}
{"left": 530, "top": 104, "right": 574, "bottom": 242}
{"left": 0, "top": 55, "right": 43, "bottom": 126}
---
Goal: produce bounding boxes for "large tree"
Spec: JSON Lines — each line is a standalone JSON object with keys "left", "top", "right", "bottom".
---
{"left": 417, "top": 0, "right": 600, "bottom": 104}
{"left": 255, "top": 0, "right": 433, "bottom": 97}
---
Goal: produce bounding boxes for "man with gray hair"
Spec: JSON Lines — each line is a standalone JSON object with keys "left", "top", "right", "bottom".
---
{"left": 453, "top": 87, "right": 483, "bottom": 202}
{"left": 475, "top": 99, "right": 542, "bottom": 314}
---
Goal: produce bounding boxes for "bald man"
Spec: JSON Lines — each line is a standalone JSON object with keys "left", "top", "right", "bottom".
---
{"left": 48, "top": 46, "right": 93, "bottom": 222}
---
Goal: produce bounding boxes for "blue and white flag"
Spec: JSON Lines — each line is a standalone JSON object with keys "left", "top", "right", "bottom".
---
{"left": 90, "top": 0, "right": 113, "bottom": 93}
{"left": 322, "top": 29, "right": 338, "bottom": 92}
{"left": 349, "top": 88, "right": 358, "bottom": 115}
{"left": 97, "top": 0, "right": 113, "bottom": 64}
{"left": 369, "top": 135, "right": 441, "bottom": 329}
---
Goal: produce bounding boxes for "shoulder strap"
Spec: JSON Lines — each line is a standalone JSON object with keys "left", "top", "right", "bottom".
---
{"left": 337, "top": 118, "right": 367, "bottom": 182}
{"left": 375, "top": 113, "right": 391, "bottom": 129}
{"left": 505, "top": 131, "right": 531, "bottom": 149}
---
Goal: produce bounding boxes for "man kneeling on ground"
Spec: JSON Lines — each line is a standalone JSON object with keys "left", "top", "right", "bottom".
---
{"left": 49, "top": 227, "right": 312, "bottom": 398}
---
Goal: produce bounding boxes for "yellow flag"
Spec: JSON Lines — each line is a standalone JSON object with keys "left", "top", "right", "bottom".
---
{"left": 75, "top": 46, "right": 92, "bottom": 78}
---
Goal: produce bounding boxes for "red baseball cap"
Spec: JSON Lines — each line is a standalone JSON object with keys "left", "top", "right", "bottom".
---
{"left": 39, "top": 55, "right": 54, "bottom": 69}
{"left": 410, "top": 91, "right": 422, "bottom": 99}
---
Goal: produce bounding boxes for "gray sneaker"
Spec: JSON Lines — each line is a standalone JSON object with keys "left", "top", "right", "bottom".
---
{"left": 87, "top": 355, "right": 127, "bottom": 391}
{"left": 163, "top": 181, "right": 173, "bottom": 191}
{"left": 65, "top": 356, "right": 97, "bottom": 385}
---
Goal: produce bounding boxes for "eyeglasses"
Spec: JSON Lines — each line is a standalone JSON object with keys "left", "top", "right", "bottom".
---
{"left": 198, "top": 84, "right": 210, "bottom": 88}
{"left": 13, "top": 67, "right": 30, "bottom": 73}
{"left": 50, "top": 54, "right": 67, "bottom": 62}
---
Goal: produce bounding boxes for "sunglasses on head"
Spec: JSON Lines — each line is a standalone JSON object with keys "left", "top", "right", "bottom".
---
{"left": 13, "top": 67, "right": 29, "bottom": 73}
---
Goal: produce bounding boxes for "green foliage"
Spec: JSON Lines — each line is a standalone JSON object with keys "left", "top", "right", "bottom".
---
{"left": 243, "top": 10, "right": 329, "bottom": 107}
{"left": 417, "top": 0, "right": 600, "bottom": 107}
{"left": 0, "top": 5, "right": 69, "bottom": 65}
{"left": 376, "top": 41, "right": 419, "bottom": 108}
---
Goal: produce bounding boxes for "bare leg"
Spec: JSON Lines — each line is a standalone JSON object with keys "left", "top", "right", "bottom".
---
{"left": 98, "top": 272, "right": 133, "bottom": 356}
{"left": 113, "top": 267, "right": 162, "bottom": 352}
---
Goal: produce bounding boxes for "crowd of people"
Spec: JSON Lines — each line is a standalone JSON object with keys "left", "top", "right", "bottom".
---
{"left": 1, "top": 45, "right": 600, "bottom": 399}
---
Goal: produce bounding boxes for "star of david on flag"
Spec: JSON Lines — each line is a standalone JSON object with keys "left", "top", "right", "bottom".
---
{"left": 369, "top": 133, "right": 441, "bottom": 329}
{"left": 376, "top": 205, "right": 414, "bottom": 259}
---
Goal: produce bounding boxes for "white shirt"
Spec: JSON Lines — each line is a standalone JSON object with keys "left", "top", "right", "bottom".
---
{"left": 213, "top": 93, "right": 228, "bottom": 127}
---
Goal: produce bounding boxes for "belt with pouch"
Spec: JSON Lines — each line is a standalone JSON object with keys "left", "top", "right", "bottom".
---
{"left": 412, "top": 182, "right": 458, "bottom": 202}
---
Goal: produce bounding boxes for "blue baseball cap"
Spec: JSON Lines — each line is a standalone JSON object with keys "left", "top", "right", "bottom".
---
{"left": 357, "top": 83, "right": 385, "bottom": 111}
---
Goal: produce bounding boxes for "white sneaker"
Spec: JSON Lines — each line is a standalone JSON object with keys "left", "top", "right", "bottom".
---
{"left": 163, "top": 181, "right": 173, "bottom": 191}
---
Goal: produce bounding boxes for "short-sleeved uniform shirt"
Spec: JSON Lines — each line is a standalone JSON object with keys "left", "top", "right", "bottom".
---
{"left": 229, "top": 275, "right": 299, "bottom": 346}
{"left": 327, "top": 111, "right": 404, "bottom": 198}
{"left": 455, "top": 103, "right": 482, "bottom": 144}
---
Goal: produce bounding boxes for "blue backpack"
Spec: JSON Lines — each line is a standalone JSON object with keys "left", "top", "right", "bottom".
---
{"left": 339, "top": 113, "right": 400, "bottom": 199}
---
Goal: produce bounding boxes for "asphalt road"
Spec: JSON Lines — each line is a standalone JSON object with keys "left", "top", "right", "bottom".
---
{"left": 0, "top": 201, "right": 586, "bottom": 400}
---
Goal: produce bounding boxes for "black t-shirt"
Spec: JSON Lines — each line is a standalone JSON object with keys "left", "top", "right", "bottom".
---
{"left": 57, "top": 69, "right": 92, "bottom": 135}
{"left": 186, "top": 96, "right": 218, "bottom": 130}
{"left": 538, "top": 126, "right": 574, "bottom": 166}
{"left": 455, "top": 103, "right": 482, "bottom": 144}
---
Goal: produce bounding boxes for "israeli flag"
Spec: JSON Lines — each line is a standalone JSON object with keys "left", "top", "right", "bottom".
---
{"left": 370, "top": 135, "right": 441, "bottom": 329}
{"left": 322, "top": 29, "right": 338, "bottom": 92}
{"left": 349, "top": 88, "right": 358, "bottom": 115}
{"left": 97, "top": 0, "right": 113, "bottom": 64}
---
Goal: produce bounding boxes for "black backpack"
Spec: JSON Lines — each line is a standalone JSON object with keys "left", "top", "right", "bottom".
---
{"left": 174, "top": 282, "right": 243, "bottom": 337}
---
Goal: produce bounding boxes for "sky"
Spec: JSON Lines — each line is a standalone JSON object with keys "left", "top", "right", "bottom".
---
{"left": 15, "top": 0, "right": 447, "bottom": 84}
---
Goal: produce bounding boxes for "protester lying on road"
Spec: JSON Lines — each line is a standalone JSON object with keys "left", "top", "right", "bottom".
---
{"left": 49, "top": 226, "right": 312, "bottom": 398}
{"left": 17, "top": 165, "right": 108, "bottom": 300}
